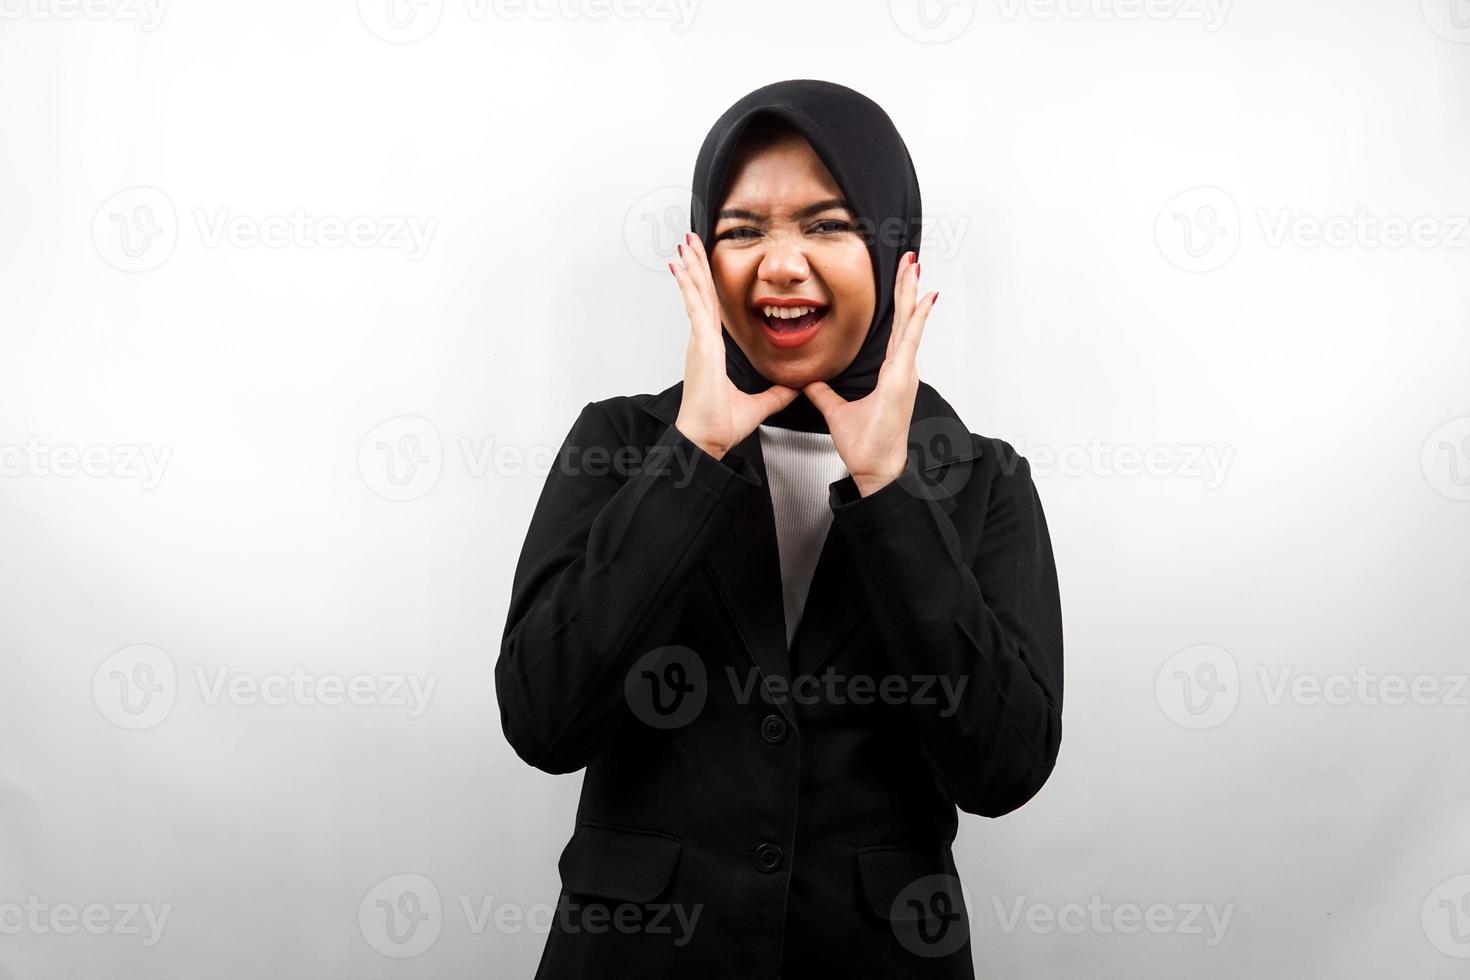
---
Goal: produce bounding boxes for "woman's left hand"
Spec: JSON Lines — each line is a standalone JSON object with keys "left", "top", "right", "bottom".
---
{"left": 803, "top": 251, "right": 938, "bottom": 496}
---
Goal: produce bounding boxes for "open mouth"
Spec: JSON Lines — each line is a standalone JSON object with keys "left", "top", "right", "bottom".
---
{"left": 754, "top": 304, "right": 830, "bottom": 349}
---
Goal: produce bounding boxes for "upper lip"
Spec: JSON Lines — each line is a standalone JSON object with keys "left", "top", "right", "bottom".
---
{"left": 753, "top": 297, "right": 828, "bottom": 308}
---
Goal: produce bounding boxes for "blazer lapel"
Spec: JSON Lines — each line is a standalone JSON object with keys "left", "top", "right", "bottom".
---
{"left": 697, "top": 428, "right": 796, "bottom": 719}
{"left": 786, "top": 524, "right": 866, "bottom": 680}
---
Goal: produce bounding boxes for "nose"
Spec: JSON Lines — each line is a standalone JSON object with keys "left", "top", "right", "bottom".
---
{"left": 756, "top": 235, "right": 811, "bottom": 286}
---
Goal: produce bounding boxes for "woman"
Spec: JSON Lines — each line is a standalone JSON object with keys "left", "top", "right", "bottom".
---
{"left": 496, "top": 79, "right": 1064, "bottom": 979}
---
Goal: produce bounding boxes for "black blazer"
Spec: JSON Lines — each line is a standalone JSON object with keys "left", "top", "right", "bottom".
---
{"left": 496, "top": 380, "right": 1064, "bottom": 979}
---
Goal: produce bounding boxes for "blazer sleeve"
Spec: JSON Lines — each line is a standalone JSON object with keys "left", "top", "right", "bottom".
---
{"left": 827, "top": 442, "right": 1063, "bottom": 818}
{"left": 496, "top": 400, "right": 762, "bottom": 775}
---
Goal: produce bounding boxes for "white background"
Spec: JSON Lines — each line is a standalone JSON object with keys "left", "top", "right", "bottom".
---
{"left": 2, "top": 0, "right": 1469, "bottom": 976}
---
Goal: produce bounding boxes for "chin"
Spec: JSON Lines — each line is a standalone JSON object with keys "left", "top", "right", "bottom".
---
{"left": 750, "top": 357, "right": 828, "bottom": 391}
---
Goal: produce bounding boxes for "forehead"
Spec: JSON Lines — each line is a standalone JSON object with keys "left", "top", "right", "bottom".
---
{"left": 717, "top": 133, "right": 847, "bottom": 216}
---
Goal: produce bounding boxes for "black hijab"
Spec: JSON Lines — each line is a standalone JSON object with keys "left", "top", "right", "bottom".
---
{"left": 689, "top": 79, "right": 923, "bottom": 433}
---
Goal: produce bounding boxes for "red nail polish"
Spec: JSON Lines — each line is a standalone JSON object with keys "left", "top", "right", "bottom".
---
{"left": 677, "top": 243, "right": 683, "bottom": 257}
{"left": 916, "top": 262, "right": 921, "bottom": 278}
{"left": 685, "top": 232, "right": 692, "bottom": 245}
{"left": 668, "top": 262, "right": 676, "bottom": 275}
{"left": 932, "top": 291, "right": 939, "bottom": 305}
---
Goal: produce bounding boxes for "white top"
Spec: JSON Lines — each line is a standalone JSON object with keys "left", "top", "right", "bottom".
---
{"left": 756, "top": 423, "right": 851, "bottom": 647}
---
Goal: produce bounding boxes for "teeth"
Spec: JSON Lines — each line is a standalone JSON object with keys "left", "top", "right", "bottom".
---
{"left": 760, "top": 305, "right": 821, "bottom": 319}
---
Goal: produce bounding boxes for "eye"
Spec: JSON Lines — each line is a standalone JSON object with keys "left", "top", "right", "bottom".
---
{"left": 718, "top": 227, "right": 760, "bottom": 241}
{"left": 811, "top": 219, "right": 852, "bottom": 234}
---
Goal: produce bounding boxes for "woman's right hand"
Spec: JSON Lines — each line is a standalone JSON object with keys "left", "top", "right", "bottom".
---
{"left": 669, "top": 231, "right": 798, "bottom": 461}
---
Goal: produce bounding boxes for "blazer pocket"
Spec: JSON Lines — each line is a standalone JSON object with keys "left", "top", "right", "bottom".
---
{"left": 854, "top": 843, "right": 966, "bottom": 922}
{"left": 557, "top": 822, "right": 683, "bottom": 904}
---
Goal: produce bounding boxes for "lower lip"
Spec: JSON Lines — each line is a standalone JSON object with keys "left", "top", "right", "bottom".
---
{"left": 758, "top": 309, "right": 827, "bottom": 350}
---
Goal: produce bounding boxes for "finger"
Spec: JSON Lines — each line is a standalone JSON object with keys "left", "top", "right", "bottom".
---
{"left": 680, "top": 232, "right": 718, "bottom": 309}
{"left": 895, "top": 290, "right": 938, "bottom": 362}
{"left": 750, "top": 384, "right": 800, "bottom": 419}
{"left": 669, "top": 258, "right": 719, "bottom": 346}
{"left": 887, "top": 252, "right": 917, "bottom": 360}
{"left": 802, "top": 380, "right": 848, "bottom": 419}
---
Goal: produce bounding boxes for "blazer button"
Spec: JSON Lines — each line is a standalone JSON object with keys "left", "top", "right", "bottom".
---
{"left": 754, "top": 843, "right": 783, "bottom": 873}
{"left": 760, "top": 713, "right": 787, "bottom": 744}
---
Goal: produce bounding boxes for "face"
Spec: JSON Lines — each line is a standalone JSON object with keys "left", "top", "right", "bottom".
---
{"left": 710, "top": 132, "right": 876, "bottom": 389}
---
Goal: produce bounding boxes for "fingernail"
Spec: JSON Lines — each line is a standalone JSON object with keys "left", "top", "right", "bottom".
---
{"left": 916, "top": 262, "right": 921, "bottom": 278}
{"left": 677, "top": 243, "right": 683, "bottom": 257}
{"left": 932, "top": 291, "right": 939, "bottom": 305}
{"left": 668, "top": 262, "right": 676, "bottom": 275}
{"left": 685, "top": 232, "right": 692, "bottom": 245}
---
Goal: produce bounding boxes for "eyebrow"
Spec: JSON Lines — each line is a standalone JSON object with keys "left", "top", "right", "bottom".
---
{"left": 716, "top": 198, "right": 852, "bottom": 223}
